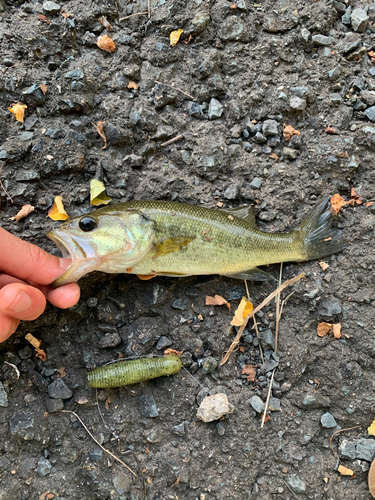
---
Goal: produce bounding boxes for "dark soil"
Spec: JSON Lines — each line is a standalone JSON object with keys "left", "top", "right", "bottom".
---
{"left": 1, "top": 0, "right": 375, "bottom": 498}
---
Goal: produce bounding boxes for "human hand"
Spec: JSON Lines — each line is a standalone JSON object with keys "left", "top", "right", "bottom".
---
{"left": 0, "top": 227, "right": 80, "bottom": 342}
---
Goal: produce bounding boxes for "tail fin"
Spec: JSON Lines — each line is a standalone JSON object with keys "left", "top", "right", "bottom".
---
{"left": 298, "top": 198, "right": 347, "bottom": 261}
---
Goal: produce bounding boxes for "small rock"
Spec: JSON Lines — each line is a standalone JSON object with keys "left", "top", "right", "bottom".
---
{"left": 312, "top": 34, "right": 332, "bottom": 46}
{"left": 250, "top": 177, "right": 262, "bottom": 189}
{"left": 301, "top": 28, "right": 310, "bottom": 42}
{"left": 249, "top": 395, "right": 265, "bottom": 413}
{"left": 28, "top": 371, "right": 48, "bottom": 392}
{"left": 365, "top": 106, "right": 375, "bottom": 122}
{"left": 42, "top": 1, "right": 61, "bottom": 15}
{"left": 172, "top": 298, "right": 190, "bottom": 311}
{"left": 64, "top": 68, "right": 84, "bottom": 80}
{"left": 98, "top": 332, "right": 121, "bottom": 349}
{"left": 113, "top": 473, "right": 132, "bottom": 496}
{"left": 330, "top": 93, "right": 342, "bottom": 105}
{"left": 0, "top": 382, "right": 8, "bottom": 407}
{"left": 287, "top": 475, "right": 306, "bottom": 494}
{"left": 36, "top": 458, "right": 52, "bottom": 477}
{"left": 289, "top": 134, "right": 302, "bottom": 149}
{"left": 153, "top": 125, "right": 174, "bottom": 140}
{"left": 339, "top": 439, "right": 356, "bottom": 460}
{"left": 258, "top": 329, "right": 275, "bottom": 350}
{"left": 223, "top": 184, "right": 239, "bottom": 200}
{"left": 139, "top": 389, "right": 159, "bottom": 418}
{"left": 319, "top": 299, "right": 342, "bottom": 318}
{"left": 45, "top": 128, "right": 63, "bottom": 139}
{"left": 352, "top": 77, "right": 367, "bottom": 92}
{"left": 196, "top": 393, "right": 234, "bottom": 422}
{"left": 86, "top": 297, "right": 98, "bottom": 308}
{"left": 351, "top": 8, "right": 369, "bottom": 33}
{"left": 187, "top": 101, "right": 202, "bottom": 118}
{"left": 321, "top": 412, "right": 337, "bottom": 428}
{"left": 104, "top": 124, "right": 121, "bottom": 145}
{"left": 201, "top": 356, "right": 218, "bottom": 375}
{"left": 290, "top": 96, "right": 306, "bottom": 111}
{"left": 89, "top": 447, "right": 103, "bottom": 462}
{"left": 123, "top": 154, "right": 143, "bottom": 167}
{"left": 46, "top": 398, "right": 64, "bottom": 413}
{"left": 262, "top": 119, "right": 278, "bottom": 136}
{"left": 356, "top": 438, "right": 375, "bottom": 461}
{"left": 253, "top": 132, "right": 266, "bottom": 144}
{"left": 48, "top": 379, "right": 73, "bottom": 400}
{"left": 283, "top": 147, "right": 298, "bottom": 160}
{"left": 342, "top": 6, "right": 352, "bottom": 25}
{"left": 9, "top": 412, "right": 34, "bottom": 439}
{"left": 361, "top": 90, "right": 375, "bottom": 107}
{"left": 269, "top": 397, "right": 281, "bottom": 412}
{"left": 328, "top": 68, "right": 341, "bottom": 81}
{"left": 156, "top": 336, "right": 172, "bottom": 350}
{"left": 208, "top": 98, "right": 224, "bottom": 120}
{"left": 172, "top": 423, "right": 185, "bottom": 436}
{"left": 18, "top": 345, "right": 33, "bottom": 360}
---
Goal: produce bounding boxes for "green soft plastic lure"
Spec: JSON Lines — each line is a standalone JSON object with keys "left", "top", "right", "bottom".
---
{"left": 87, "top": 356, "right": 182, "bottom": 388}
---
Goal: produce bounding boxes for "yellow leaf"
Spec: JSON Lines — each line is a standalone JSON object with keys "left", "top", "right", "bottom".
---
{"left": 230, "top": 297, "right": 253, "bottom": 326}
{"left": 9, "top": 102, "right": 27, "bottom": 123}
{"left": 90, "top": 179, "right": 112, "bottom": 206}
{"left": 368, "top": 418, "right": 375, "bottom": 436}
{"left": 48, "top": 196, "right": 69, "bottom": 221}
{"left": 170, "top": 29, "right": 183, "bottom": 47}
{"left": 338, "top": 465, "right": 353, "bottom": 476}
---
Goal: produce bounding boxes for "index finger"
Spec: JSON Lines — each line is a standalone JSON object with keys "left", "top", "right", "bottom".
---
{"left": 0, "top": 227, "right": 70, "bottom": 286}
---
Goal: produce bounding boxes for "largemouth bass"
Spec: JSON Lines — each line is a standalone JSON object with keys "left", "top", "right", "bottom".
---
{"left": 48, "top": 198, "right": 346, "bottom": 287}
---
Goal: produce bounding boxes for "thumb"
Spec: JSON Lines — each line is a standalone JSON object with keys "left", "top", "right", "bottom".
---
{"left": 0, "top": 283, "right": 47, "bottom": 321}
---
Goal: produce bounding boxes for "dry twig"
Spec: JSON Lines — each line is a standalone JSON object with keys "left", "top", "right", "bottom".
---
{"left": 261, "top": 369, "right": 275, "bottom": 428}
{"left": 119, "top": 11, "right": 148, "bottom": 21}
{"left": 161, "top": 134, "right": 184, "bottom": 147}
{"left": 220, "top": 272, "right": 305, "bottom": 365}
{"left": 154, "top": 80, "right": 195, "bottom": 100}
{"left": 329, "top": 425, "right": 361, "bottom": 461}
{"left": 148, "top": 0, "right": 151, "bottom": 18}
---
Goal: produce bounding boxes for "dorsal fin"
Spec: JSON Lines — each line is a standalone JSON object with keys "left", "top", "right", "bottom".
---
{"left": 220, "top": 205, "right": 257, "bottom": 227}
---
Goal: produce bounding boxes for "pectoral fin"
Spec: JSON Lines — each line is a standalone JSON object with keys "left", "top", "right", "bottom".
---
{"left": 223, "top": 268, "right": 275, "bottom": 281}
{"left": 137, "top": 274, "right": 157, "bottom": 280}
{"left": 152, "top": 236, "right": 196, "bottom": 259}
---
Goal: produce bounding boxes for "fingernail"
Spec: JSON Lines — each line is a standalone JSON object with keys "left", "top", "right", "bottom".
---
{"left": 7, "top": 290, "right": 32, "bottom": 313}
{"left": 59, "top": 258, "right": 72, "bottom": 271}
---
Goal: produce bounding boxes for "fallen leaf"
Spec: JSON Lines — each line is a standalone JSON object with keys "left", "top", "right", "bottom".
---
{"left": 25, "top": 333, "right": 42, "bottom": 348}
{"left": 35, "top": 347, "right": 47, "bottom": 362}
{"left": 231, "top": 297, "right": 253, "bottom": 327}
{"left": 97, "top": 34, "right": 116, "bottom": 53}
{"left": 183, "top": 34, "right": 193, "bottom": 44}
{"left": 38, "top": 14, "right": 50, "bottom": 24}
{"left": 365, "top": 201, "right": 374, "bottom": 207}
{"left": 57, "top": 367, "right": 66, "bottom": 378}
{"left": 338, "top": 465, "right": 354, "bottom": 476}
{"left": 61, "top": 9, "right": 73, "bottom": 18}
{"left": 128, "top": 81, "right": 139, "bottom": 90}
{"left": 105, "top": 396, "right": 111, "bottom": 410}
{"left": 283, "top": 124, "right": 301, "bottom": 142}
{"left": 171, "top": 475, "right": 180, "bottom": 487}
{"left": 350, "top": 187, "right": 362, "bottom": 205}
{"left": 332, "top": 323, "right": 341, "bottom": 339}
{"left": 98, "top": 15, "right": 113, "bottom": 31}
{"left": 260, "top": 412, "right": 271, "bottom": 423}
{"left": 270, "top": 152, "right": 279, "bottom": 160}
{"left": 242, "top": 364, "right": 256, "bottom": 382}
{"left": 319, "top": 261, "right": 329, "bottom": 271}
{"left": 369, "top": 418, "right": 375, "bottom": 436}
{"left": 90, "top": 179, "right": 112, "bottom": 206}
{"left": 8, "top": 102, "right": 27, "bottom": 123}
{"left": 92, "top": 120, "right": 107, "bottom": 149}
{"left": 170, "top": 29, "right": 183, "bottom": 47}
{"left": 11, "top": 204, "right": 35, "bottom": 222}
{"left": 330, "top": 193, "right": 346, "bottom": 215}
{"left": 336, "top": 151, "right": 348, "bottom": 158}
{"left": 48, "top": 196, "right": 69, "bottom": 221}
{"left": 39, "top": 84, "right": 48, "bottom": 94}
{"left": 205, "top": 294, "right": 231, "bottom": 311}
{"left": 325, "top": 127, "right": 336, "bottom": 134}
{"left": 164, "top": 348, "right": 183, "bottom": 357}
{"left": 369, "top": 459, "right": 375, "bottom": 498}
{"left": 317, "top": 322, "right": 332, "bottom": 337}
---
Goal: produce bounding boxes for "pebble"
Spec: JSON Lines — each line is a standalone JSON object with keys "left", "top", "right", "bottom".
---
{"left": 258, "top": 329, "right": 275, "bottom": 350}
{"left": 290, "top": 96, "right": 306, "bottom": 111}
{"left": 98, "top": 332, "right": 121, "bottom": 349}
{"left": 42, "top": 1, "right": 61, "bottom": 15}
{"left": 156, "top": 336, "right": 172, "bottom": 350}
{"left": 208, "top": 98, "right": 224, "bottom": 120}
{"left": 328, "top": 68, "right": 341, "bottom": 81}
{"left": 196, "top": 393, "right": 234, "bottom": 422}
{"left": 37, "top": 458, "right": 52, "bottom": 476}
{"left": 105, "top": 124, "right": 121, "bottom": 145}
{"left": 18, "top": 345, "right": 33, "bottom": 360}
{"left": 330, "top": 93, "right": 342, "bottom": 105}
{"left": 153, "top": 125, "right": 174, "bottom": 140}
{"left": 172, "top": 423, "right": 185, "bottom": 436}
{"left": 172, "top": 297, "right": 190, "bottom": 311}
{"left": 223, "top": 183, "right": 239, "bottom": 200}
{"left": 365, "top": 106, "right": 375, "bottom": 122}
{"left": 268, "top": 397, "right": 281, "bottom": 412}
{"left": 9, "top": 412, "right": 35, "bottom": 439}
{"left": 46, "top": 398, "right": 64, "bottom": 413}
{"left": 262, "top": 119, "right": 278, "bottom": 136}
{"left": 356, "top": 438, "right": 375, "bottom": 461}
{"left": 351, "top": 8, "right": 369, "bottom": 33}
{"left": 312, "top": 34, "right": 332, "bottom": 46}
{"left": 28, "top": 370, "right": 48, "bottom": 392}
{"left": 253, "top": 132, "right": 266, "bottom": 144}
{"left": 113, "top": 473, "right": 132, "bottom": 496}
{"left": 201, "top": 356, "right": 218, "bottom": 375}
{"left": 187, "top": 101, "right": 202, "bottom": 118}
{"left": 64, "top": 68, "right": 84, "bottom": 80}
{"left": 286, "top": 475, "right": 306, "bottom": 493}
{"left": 48, "top": 379, "right": 73, "bottom": 400}
{"left": 339, "top": 439, "right": 356, "bottom": 460}
{"left": 0, "top": 382, "right": 8, "bottom": 407}
{"left": 320, "top": 412, "right": 337, "bottom": 428}
{"left": 249, "top": 395, "right": 265, "bottom": 413}
{"left": 283, "top": 147, "right": 298, "bottom": 160}
{"left": 319, "top": 299, "right": 342, "bottom": 318}
{"left": 138, "top": 389, "right": 159, "bottom": 418}
{"left": 249, "top": 177, "right": 262, "bottom": 189}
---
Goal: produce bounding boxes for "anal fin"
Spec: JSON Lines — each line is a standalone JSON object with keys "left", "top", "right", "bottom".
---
{"left": 223, "top": 267, "right": 275, "bottom": 281}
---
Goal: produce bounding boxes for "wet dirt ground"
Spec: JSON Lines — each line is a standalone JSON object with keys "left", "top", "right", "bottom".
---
{"left": 1, "top": 0, "right": 375, "bottom": 498}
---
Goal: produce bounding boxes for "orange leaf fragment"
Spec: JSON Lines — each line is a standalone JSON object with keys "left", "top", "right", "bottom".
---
{"left": 350, "top": 187, "right": 362, "bottom": 205}
{"left": 48, "top": 196, "right": 69, "bottom": 221}
{"left": 231, "top": 297, "right": 253, "bottom": 327}
{"left": 260, "top": 412, "right": 271, "bottom": 423}
{"left": 105, "top": 396, "right": 111, "bottom": 410}
{"left": 205, "top": 294, "right": 230, "bottom": 311}
{"left": 97, "top": 35, "right": 116, "bottom": 53}
{"left": 283, "top": 124, "right": 301, "bottom": 142}
{"left": 170, "top": 29, "right": 183, "bottom": 47}
{"left": 319, "top": 261, "right": 329, "bottom": 271}
{"left": 35, "top": 347, "right": 47, "bottom": 362}
{"left": 332, "top": 323, "right": 341, "bottom": 339}
{"left": 92, "top": 121, "right": 107, "bottom": 149}
{"left": 338, "top": 465, "right": 354, "bottom": 476}
{"left": 38, "top": 14, "right": 50, "bottom": 24}
{"left": 127, "top": 81, "right": 139, "bottom": 90}
{"left": 183, "top": 34, "right": 193, "bottom": 44}
{"left": 164, "top": 348, "right": 183, "bottom": 357}
{"left": 39, "top": 84, "right": 48, "bottom": 94}
{"left": 330, "top": 193, "right": 346, "bottom": 215}
{"left": 270, "top": 152, "right": 279, "bottom": 161}
{"left": 325, "top": 127, "right": 336, "bottom": 134}
{"left": 57, "top": 367, "right": 66, "bottom": 378}
{"left": 317, "top": 322, "right": 332, "bottom": 337}
{"left": 11, "top": 204, "right": 35, "bottom": 222}
{"left": 8, "top": 102, "right": 27, "bottom": 123}
{"left": 242, "top": 364, "right": 256, "bottom": 382}
{"left": 369, "top": 459, "right": 375, "bottom": 498}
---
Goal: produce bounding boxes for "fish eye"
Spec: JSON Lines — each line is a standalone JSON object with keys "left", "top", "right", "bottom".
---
{"left": 79, "top": 216, "right": 97, "bottom": 232}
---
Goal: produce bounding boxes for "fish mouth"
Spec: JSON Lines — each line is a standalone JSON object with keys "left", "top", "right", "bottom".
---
{"left": 47, "top": 230, "right": 78, "bottom": 259}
